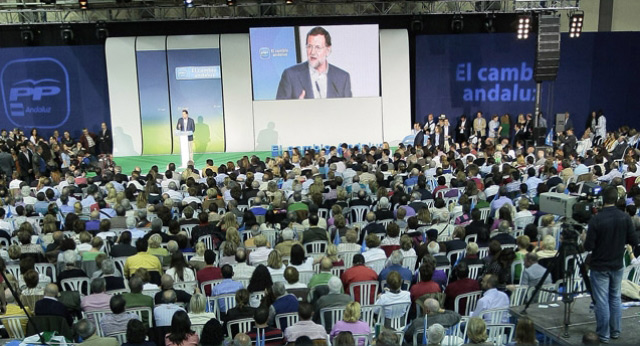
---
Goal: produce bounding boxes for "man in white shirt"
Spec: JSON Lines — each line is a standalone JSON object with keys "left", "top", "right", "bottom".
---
{"left": 233, "top": 248, "right": 255, "bottom": 280}
{"left": 472, "top": 274, "right": 509, "bottom": 323}
{"left": 153, "top": 290, "right": 185, "bottom": 327}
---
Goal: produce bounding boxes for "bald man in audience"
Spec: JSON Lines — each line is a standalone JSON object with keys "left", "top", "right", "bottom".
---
{"left": 35, "top": 283, "right": 73, "bottom": 326}
{"left": 154, "top": 274, "right": 192, "bottom": 305}
{"left": 153, "top": 289, "right": 185, "bottom": 327}
{"left": 404, "top": 298, "right": 461, "bottom": 343}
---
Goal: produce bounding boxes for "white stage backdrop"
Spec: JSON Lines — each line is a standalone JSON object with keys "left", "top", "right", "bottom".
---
{"left": 106, "top": 29, "right": 410, "bottom": 154}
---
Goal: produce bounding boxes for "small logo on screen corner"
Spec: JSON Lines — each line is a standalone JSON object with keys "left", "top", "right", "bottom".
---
{"left": 1, "top": 58, "right": 71, "bottom": 129}
{"left": 259, "top": 47, "right": 271, "bottom": 60}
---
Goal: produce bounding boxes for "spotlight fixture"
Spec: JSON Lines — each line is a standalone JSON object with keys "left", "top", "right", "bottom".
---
{"left": 184, "top": 0, "right": 193, "bottom": 7}
{"left": 451, "top": 14, "right": 463, "bottom": 33}
{"left": 20, "top": 26, "right": 34, "bottom": 45}
{"left": 285, "top": 0, "right": 294, "bottom": 4}
{"left": 484, "top": 14, "right": 495, "bottom": 33}
{"left": 517, "top": 14, "right": 531, "bottom": 39}
{"left": 95, "top": 21, "right": 108, "bottom": 42}
{"left": 41, "top": 0, "right": 56, "bottom": 5}
{"left": 226, "top": 0, "right": 235, "bottom": 5}
{"left": 61, "top": 24, "right": 74, "bottom": 44}
{"left": 78, "top": 0, "right": 88, "bottom": 9}
{"left": 569, "top": 13, "right": 584, "bottom": 38}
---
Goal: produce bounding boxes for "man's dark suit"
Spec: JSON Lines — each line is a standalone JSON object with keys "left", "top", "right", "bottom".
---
{"left": 35, "top": 297, "right": 74, "bottom": 326}
{"left": 0, "top": 151, "right": 14, "bottom": 179}
{"left": 18, "top": 151, "right": 32, "bottom": 181}
{"left": 455, "top": 119, "right": 471, "bottom": 143}
{"left": 276, "top": 62, "right": 351, "bottom": 100}
{"left": 302, "top": 227, "right": 328, "bottom": 243}
{"left": 430, "top": 133, "right": 445, "bottom": 150}
{"left": 176, "top": 117, "right": 195, "bottom": 141}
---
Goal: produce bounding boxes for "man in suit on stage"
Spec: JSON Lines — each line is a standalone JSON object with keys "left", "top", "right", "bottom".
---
{"left": 17, "top": 143, "right": 33, "bottom": 184}
{"left": 276, "top": 26, "right": 352, "bottom": 100}
{"left": 431, "top": 126, "right": 446, "bottom": 151}
{"left": 176, "top": 109, "right": 195, "bottom": 161}
{"left": 455, "top": 115, "right": 471, "bottom": 144}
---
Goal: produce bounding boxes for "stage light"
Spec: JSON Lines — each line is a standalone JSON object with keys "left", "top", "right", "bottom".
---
{"left": 61, "top": 24, "right": 74, "bottom": 44}
{"left": 95, "top": 21, "right": 108, "bottom": 42}
{"left": 517, "top": 14, "right": 531, "bottom": 39}
{"left": 484, "top": 14, "right": 495, "bottom": 33}
{"left": 41, "top": 0, "right": 56, "bottom": 4}
{"left": 285, "top": 0, "right": 294, "bottom": 4}
{"left": 20, "top": 26, "right": 34, "bottom": 45}
{"left": 78, "top": 0, "right": 88, "bottom": 9}
{"left": 226, "top": 0, "right": 235, "bottom": 5}
{"left": 184, "top": 0, "right": 193, "bottom": 7}
{"left": 569, "top": 13, "right": 584, "bottom": 38}
{"left": 451, "top": 14, "right": 463, "bottom": 33}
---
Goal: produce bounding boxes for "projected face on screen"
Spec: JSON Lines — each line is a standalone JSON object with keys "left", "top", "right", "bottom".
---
{"left": 306, "top": 29, "right": 331, "bottom": 72}
{"left": 249, "top": 24, "right": 380, "bottom": 101}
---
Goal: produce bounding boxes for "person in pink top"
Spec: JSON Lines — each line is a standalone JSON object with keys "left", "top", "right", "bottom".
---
{"left": 165, "top": 311, "right": 200, "bottom": 346}
{"left": 330, "top": 302, "right": 371, "bottom": 346}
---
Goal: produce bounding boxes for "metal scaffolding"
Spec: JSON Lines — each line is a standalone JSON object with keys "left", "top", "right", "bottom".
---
{"left": 0, "top": 0, "right": 581, "bottom": 25}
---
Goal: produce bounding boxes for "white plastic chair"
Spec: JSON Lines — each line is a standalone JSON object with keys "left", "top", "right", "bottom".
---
{"left": 447, "top": 249, "right": 465, "bottom": 265}
{"left": 339, "top": 250, "right": 360, "bottom": 268}
{"left": 126, "top": 307, "right": 153, "bottom": 328}
{"left": 209, "top": 294, "right": 237, "bottom": 320}
{"left": 275, "top": 312, "right": 299, "bottom": 331}
{"left": 487, "top": 323, "right": 515, "bottom": 345}
{"left": 0, "top": 315, "right": 28, "bottom": 339}
{"left": 350, "top": 206, "right": 370, "bottom": 223}
{"left": 180, "top": 224, "right": 196, "bottom": 238}
{"left": 366, "top": 258, "right": 386, "bottom": 274}
{"left": 380, "top": 302, "right": 411, "bottom": 331}
{"left": 320, "top": 307, "right": 345, "bottom": 331}
{"left": 61, "top": 277, "right": 90, "bottom": 297}
{"left": 305, "top": 241, "right": 328, "bottom": 259}
{"left": 481, "top": 308, "right": 510, "bottom": 324}
{"left": 261, "top": 229, "right": 279, "bottom": 248}
{"left": 349, "top": 280, "right": 379, "bottom": 306}
{"left": 360, "top": 305, "right": 383, "bottom": 330}
{"left": 317, "top": 208, "right": 329, "bottom": 220}
{"left": 477, "top": 247, "right": 489, "bottom": 258}
{"left": 82, "top": 309, "right": 110, "bottom": 336}
{"left": 112, "top": 257, "right": 127, "bottom": 276}
{"left": 200, "top": 279, "right": 225, "bottom": 296}
{"left": 378, "top": 219, "right": 394, "bottom": 228}
{"left": 479, "top": 207, "right": 491, "bottom": 222}
{"left": 298, "top": 270, "right": 314, "bottom": 284}
{"left": 402, "top": 255, "right": 418, "bottom": 270}
{"left": 198, "top": 235, "right": 214, "bottom": 250}
{"left": 174, "top": 280, "right": 197, "bottom": 294}
{"left": 468, "top": 264, "right": 484, "bottom": 280}
{"left": 226, "top": 318, "right": 254, "bottom": 338}
{"left": 454, "top": 290, "right": 482, "bottom": 316}
{"left": 509, "top": 285, "right": 529, "bottom": 307}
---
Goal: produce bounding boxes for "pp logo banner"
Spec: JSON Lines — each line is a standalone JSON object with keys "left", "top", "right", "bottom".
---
{"left": 1, "top": 57, "right": 70, "bottom": 129}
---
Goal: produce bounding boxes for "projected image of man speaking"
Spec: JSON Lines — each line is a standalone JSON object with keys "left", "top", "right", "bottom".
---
{"left": 276, "top": 26, "right": 352, "bottom": 100}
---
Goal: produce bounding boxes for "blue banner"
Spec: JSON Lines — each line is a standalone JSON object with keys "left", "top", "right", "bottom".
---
{"left": 415, "top": 32, "right": 640, "bottom": 135}
{"left": 249, "top": 27, "right": 298, "bottom": 101}
{"left": 0, "top": 45, "right": 110, "bottom": 138}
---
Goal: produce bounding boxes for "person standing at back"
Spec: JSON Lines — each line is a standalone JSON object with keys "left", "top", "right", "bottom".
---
{"left": 583, "top": 186, "right": 638, "bottom": 343}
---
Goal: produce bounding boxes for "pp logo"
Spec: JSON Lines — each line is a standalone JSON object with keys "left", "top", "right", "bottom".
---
{"left": 259, "top": 47, "right": 271, "bottom": 60}
{"left": 1, "top": 57, "right": 70, "bottom": 129}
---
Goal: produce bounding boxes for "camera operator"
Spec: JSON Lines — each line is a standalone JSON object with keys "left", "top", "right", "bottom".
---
{"left": 581, "top": 186, "right": 638, "bottom": 343}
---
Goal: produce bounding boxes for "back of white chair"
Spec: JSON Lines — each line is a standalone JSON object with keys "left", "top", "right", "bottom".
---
{"left": 479, "top": 207, "right": 491, "bottom": 222}
{"left": 34, "top": 263, "right": 56, "bottom": 282}
{"left": 487, "top": 323, "right": 515, "bottom": 345}
{"left": 339, "top": 251, "right": 359, "bottom": 268}
{"left": 261, "top": 229, "right": 279, "bottom": 248}
{"left": 83, "top": 309, "right": 110, "bottom": 336}
{"left": 142, "top": 288, "right": 160, "bottom": 299}
{"left": 319, "top": 307, "right": 345, "bottom": 331}
{"left": 482, "top": 308, "right": 510, "bottom": 324}
{"left": 5, "top": 264, "right": 20, "bottom": 279}
{"left": 366, "top": 258, "right": 386, "bottom": 274}
{"left": 477, "top": 247, "right": 489, "bottom": 259}
{"left": 468, "top": 264, "right": 484, "bottom": 280}
{"left": 510, "top": 259, "right": 524, "bottom": 284}
{"left": 514, "top": 215, "right": 535, "bottom": 232}
{"left": 352, "top": 333, "right": 370, "bottom": 346}
{"left": 464, "top": 234, "right": 477, "bottom": 243}
{"left": 381, "top": 302, "right": 411, "bottom": 331}
{"left": 180, "top": 224, "right": 196, "bottom": 238}
{"left": 350, "top": 206, "right": 370, "bottom": 223}
{"left": 360, "top": 305, "right": 382, "bottom": 330}
{"left": 226, "top": 318, "right": 254, "bottom": 338}
{"left": 305, "top": 241, "right": 328, "bottom": 259}
{"left": 402, "top": 255, "right": 417, "bottom": 270}
{"left": 349, "top": 280, "right": 379, "bottom": 306}
{"left": 447, "top": 249, "right": 465, "bottom": 265}
{"left": 317, "top": 208, "right": 329, "bottom": 220}
{"left": 454, "top": 290, "right": 482, "bottom": 316}
{"left": 61, "top": 277, "right": 90, "bottom": 297}
{"left": 198, "top": 235, "right": 214, "bottom": 250}
{"left": 275, "top": 312, "right": 299, "bottom": 331}
{"left": 331, "top": 266, "right": 346, "bottom": 278}
{"left": 509, "top": 285, "right": 529, "bottom": 307}
{"left": 0, "top": 315, "right": 27, "bottom": 339}
{"left": 378, "top": 219, "right": 393, "bottom": 228}
{"left": 112, "top": 257, "right": 127, "bottom": 276}
{"left": 298, "top": 270, "right": 314, "bottom": 285}
{"left": 126, "top": 307, "right": 153, "bottom": 328}
{"left": 174, "top": 280, "right": 197, "bottom": 293}
{"left": 209, "top": 294, "right": 238, "bottom": 320}
{"left": 107, "top": 332, "right": 127, "bottom": 345}
{"left": 201, "top": 279, "right": 225, "bottom": 296}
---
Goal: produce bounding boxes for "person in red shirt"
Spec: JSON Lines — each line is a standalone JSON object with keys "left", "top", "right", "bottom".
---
{"left": 340, "top": 254, "right": 378, "bottom": 305}
{"left": 444, "top": 261, "right": 481, "bottom": 312}
{"left": 410, "top": 262, "right": 441, "bottom": 303}
{"left": 196, "top": 249, "right": 222, "bottom": 295}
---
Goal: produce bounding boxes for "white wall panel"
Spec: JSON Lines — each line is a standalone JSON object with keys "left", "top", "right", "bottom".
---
{"left": 252, "top": 98, "right": 383, "bottom": 150}
{"left": 105, "top": 37, "right": 142, "bottom": 156}
{"left": 380, "top": 29, "right": 411, "bottom": 145}
{"left": 221, "top": 33, "right": 255, "bottom": 152}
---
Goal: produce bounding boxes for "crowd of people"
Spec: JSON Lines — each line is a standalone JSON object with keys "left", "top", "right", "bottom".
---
{"left": 0, "top": 111, "right": 639, "bottom": 346}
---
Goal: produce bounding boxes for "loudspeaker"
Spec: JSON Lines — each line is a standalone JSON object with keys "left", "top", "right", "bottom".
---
{"left": 534, "top": 14, "right": 561, "bottom": 82}
{"left": 555, "top": 113, "right": 566, "bottom": 133}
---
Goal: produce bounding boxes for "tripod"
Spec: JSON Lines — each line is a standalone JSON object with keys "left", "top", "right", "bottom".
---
{"left": 521, "top": 237, "right": 593, "bottom": 338}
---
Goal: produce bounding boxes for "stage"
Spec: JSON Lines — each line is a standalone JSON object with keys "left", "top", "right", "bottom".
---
{"left": 510, "top": 297, "right": 640, "bottom": 345}
{"left": 113, "top": 151, "right": 270, "bottom": 175}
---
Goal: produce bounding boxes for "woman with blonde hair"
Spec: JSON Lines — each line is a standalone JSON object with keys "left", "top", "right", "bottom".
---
{"left": 148, "top": 233, "right": 169, "bottom": 257}
{"left": 535, "top": 235, "right": 557, "bottom": 260}
{"left": 219, "top": 241, "right": 238, "bottom": 266}
{"left": 267, "top": 249, "right": 285, "bottom": 276}
{"left": 330, "top": 302, "right": 371, "bottom": 346}
{"left": 464, "top": 317, "right": 491, "bottom": 345}
{"left": 187, "top": 293, "right": 216, "bottom": 325}
{"left": 136, "top": 192, "right": 148, "bottom": 210}
{"left": 219, "top": 212, "right": 239, "bottom": 232}
{"left": 325, "top": 244, "right": 344, "bottom": 267}
{"left": 104, "top": 187, "right": 117, "bottom": 205}
{"left": 188, "top": 242, "right": 207, "bottom": 271}
{"left": 219, "top": 227, "right": 242, "bottom": 252}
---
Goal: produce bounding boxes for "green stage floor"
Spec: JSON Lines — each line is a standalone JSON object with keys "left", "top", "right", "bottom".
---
{"left": 114, "top": 151, "right": 270, "bottom": 174}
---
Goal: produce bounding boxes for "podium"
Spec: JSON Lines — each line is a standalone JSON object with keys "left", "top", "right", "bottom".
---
{"left": 175, "top": 130, "right": 193, "bottom": 168}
